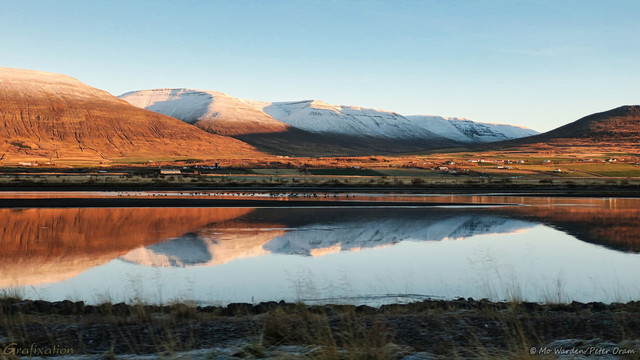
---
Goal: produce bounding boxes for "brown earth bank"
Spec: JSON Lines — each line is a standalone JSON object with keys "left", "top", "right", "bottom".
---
{"left": 1, "top": 298, "right": 639, "bottom": 359}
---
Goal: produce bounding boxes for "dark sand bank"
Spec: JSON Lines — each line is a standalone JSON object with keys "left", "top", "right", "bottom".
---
{"left": 1, "top": 173, "right": 640, "bottom": 197}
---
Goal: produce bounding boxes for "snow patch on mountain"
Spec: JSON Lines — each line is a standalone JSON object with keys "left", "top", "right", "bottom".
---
{"left": 0, "top": 67, "right": 113, "bottom": 100}
{"left": 119, "top": 89, "right": 289, "bottom": 135}
{"left": 407, "top": 115, "right": 539, "bottom": 143}
{"left": 119, "top": 89, "right": 214, "bottom": 124}
{"left": 120, "top": 88, "right": 538, "bottom": 143}
{"left": 246, "top": 100, "right": 445, "bottom": 140}
{"left": 244, "top": 97, "right": 538, "bottom": 143}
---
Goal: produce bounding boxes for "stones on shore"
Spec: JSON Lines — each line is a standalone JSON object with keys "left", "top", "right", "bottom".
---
{"left": 3, "top": 298, "right": 640, "bottom": 317}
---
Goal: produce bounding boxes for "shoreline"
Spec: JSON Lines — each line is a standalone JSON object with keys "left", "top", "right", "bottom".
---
{"left": 1, "top": 188, "right": 639, "bottom": 207}
{"left": 0, "top": 173, "right": 639, "bottom": 198}
{"left": 1, "top": 185, "right": 640, "bottom": 198}
{"left": 0, "top": 197, "right": 518, "bottom": 208}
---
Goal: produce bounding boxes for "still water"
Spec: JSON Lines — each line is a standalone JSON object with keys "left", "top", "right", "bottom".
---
{"left": 1, "top": 193, "right": 639, "bottom": 305}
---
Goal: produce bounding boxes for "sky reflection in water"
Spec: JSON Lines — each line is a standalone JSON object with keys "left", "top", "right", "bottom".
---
{"left": 1, "top": 195, "right": 639, "bottom": 305}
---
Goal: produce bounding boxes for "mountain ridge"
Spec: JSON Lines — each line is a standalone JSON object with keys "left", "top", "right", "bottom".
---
{"left": 120, "top": 88, "right": 538, "bottom": 156}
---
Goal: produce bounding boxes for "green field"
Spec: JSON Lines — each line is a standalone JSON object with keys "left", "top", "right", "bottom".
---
{"left": 565, "top": 163, "right": 640, "bottom": 177}
{"left": 503, "top": 163, "right": 640, "bottom": 177}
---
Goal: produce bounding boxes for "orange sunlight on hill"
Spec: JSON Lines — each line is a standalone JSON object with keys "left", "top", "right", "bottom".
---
{"left": 0, "top": 68, "right": 265, "bottom": 165}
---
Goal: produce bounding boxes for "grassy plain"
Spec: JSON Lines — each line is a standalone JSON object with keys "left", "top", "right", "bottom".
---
{"left": 3, "top": 143, "right": 639, "bottom": 180}
{"left": 2, "top": 146, "right": 640, "bottom": 192}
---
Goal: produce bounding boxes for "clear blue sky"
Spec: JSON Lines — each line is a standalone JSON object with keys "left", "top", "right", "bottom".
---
{"left": 2, "top": 0, "right": 639, "bottom": 131}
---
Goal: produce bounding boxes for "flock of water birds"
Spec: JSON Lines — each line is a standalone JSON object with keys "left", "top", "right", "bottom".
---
{"left": 112, "top": 191, "right": 351, "bottom": 198}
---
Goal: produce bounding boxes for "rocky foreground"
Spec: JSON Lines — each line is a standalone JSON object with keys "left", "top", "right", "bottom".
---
{"left": 1, "top": 298, "right": 640, "bottom": 359}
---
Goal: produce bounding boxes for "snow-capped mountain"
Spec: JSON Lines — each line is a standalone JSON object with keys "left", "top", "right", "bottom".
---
{"left": 119, "top": 89, "right": 289, "bottom": 135}
{"left": 249, "top": 100, "right": 537, "bottom": 142}
{"left": 119, "top": 89, "right": 539, "bottom": 154}
{"left": 247, "top": 99, "right": 446, "bottom": 140}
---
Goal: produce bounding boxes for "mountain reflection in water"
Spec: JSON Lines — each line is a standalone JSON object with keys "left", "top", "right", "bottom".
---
{"left": 0, "top": 208, "right": 253, "bottom": 286}
{"left": 0, "top": 197, "right": 639, "bottom": 290}
{"left": 119, "top": 209, "right": 534, "bottom": 267}
{"left": 497, "top": 201, "right": 640, "bottom": 252}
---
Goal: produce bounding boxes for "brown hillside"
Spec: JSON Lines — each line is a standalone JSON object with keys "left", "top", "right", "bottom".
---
{"left": 0, "top": 68, "right": 264, "bottom": 163}
{"left": 530, "top": 105, "right": 640, "bottom": 143}
{"left": 486, "top": 105, "right": 640, "bottom": 151}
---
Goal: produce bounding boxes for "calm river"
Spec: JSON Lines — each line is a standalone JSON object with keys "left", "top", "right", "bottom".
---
{"left": 1, "top": 192, "right": 639, "bottom": 305}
